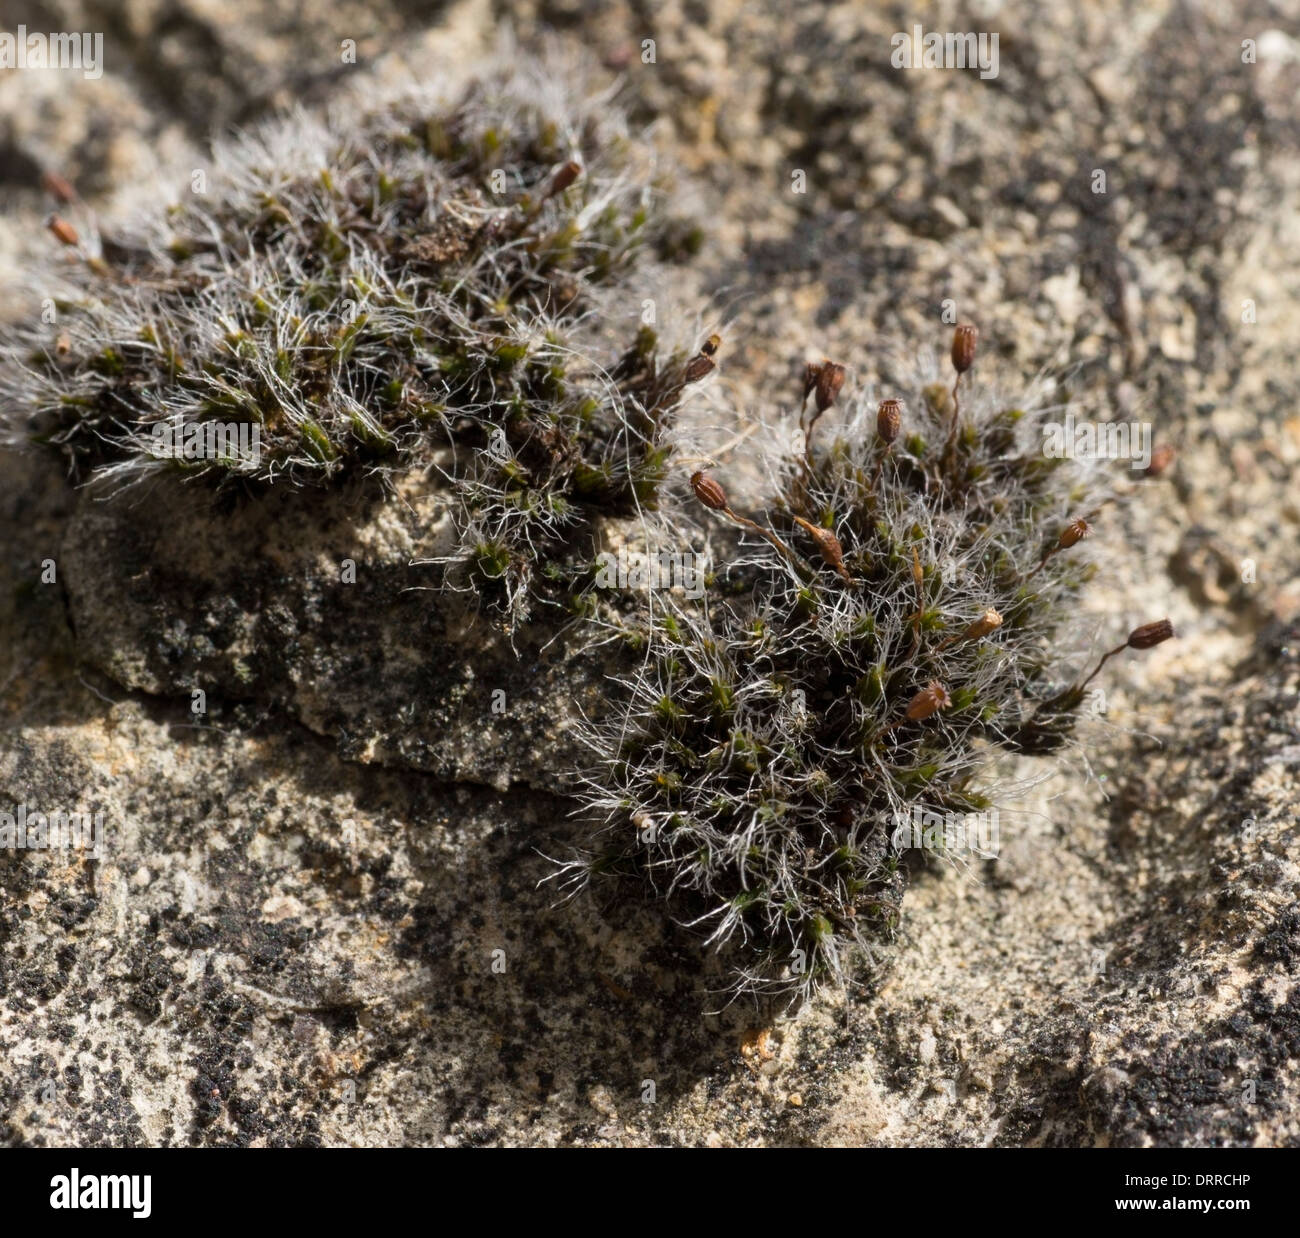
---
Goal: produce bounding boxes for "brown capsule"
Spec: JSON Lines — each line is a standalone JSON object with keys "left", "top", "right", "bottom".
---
{"left": 814, "top": 361, "right": 846, "bottom": 413}
{"left": 700, "top": 333, "right": 722, "bottom": 358}
{"left": 547, "top": 160, "right": 582, "bottom": 197}
{"left": 46, "top": 214, "right": 79, "bottom": 247}
{"left": 41, "top": 170, "right": 77, "bottom": 204}
{"left": 683, "top": 353, "right": 716, "bottom": 383}
{"left": 904, "top": 680, "right": 951, "bottom": 722}
{"left": 951, "top": 324, "right": 978, "bottom": 374}
{"left": 690, "top": 471, "right": 729, "bottom": 512}
{"left": 877, "top": 398, "right": 902, "bottom": 444}
{"left": 962, "top": 608, "right": 1003, "bottom": 641}
{"left": 1145, "top": 444, "right": 1176, "bottom": 477}
{"left": 1127, "top": 618, "right": 1175, "bottom": 650}
{"left": 792, "top": 516, "right": 852, "bottom": 582}
{"left": 1058, "top": 517, "right": 1091, "bottom": 549}
{"left": 937, "top": 606, "right": 1003, "bottom": 651}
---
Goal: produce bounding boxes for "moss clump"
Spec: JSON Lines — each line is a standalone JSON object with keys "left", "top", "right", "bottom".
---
{"left": 1, "top": 54, "right": 711, "bottom": 622}
{"left": 558, "top": 332, "right": 1172, "bottom": 1003}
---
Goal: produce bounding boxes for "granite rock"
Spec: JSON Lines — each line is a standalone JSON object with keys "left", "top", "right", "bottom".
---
{"left": 2, "top": 0, "right": 1298, "bottom": 1146}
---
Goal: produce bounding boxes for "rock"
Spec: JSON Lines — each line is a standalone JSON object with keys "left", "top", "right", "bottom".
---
{"left": 2, "top": 0, "right": 1299, "bottom": 1147}
{"left": 57, "top": 471, "right": 623, "bottom": 791}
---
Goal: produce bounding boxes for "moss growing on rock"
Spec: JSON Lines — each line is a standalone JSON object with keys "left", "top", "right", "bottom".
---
{"left": 0, "top": 55, "right": 709, "bottom": 622}
{"left": 558, "top": 334, "right": 1173, "bottom": 1003}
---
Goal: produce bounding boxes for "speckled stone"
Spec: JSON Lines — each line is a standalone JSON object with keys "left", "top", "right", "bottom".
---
{"left": 2, "top": 0, "right": 1298, "bottom": 1146}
